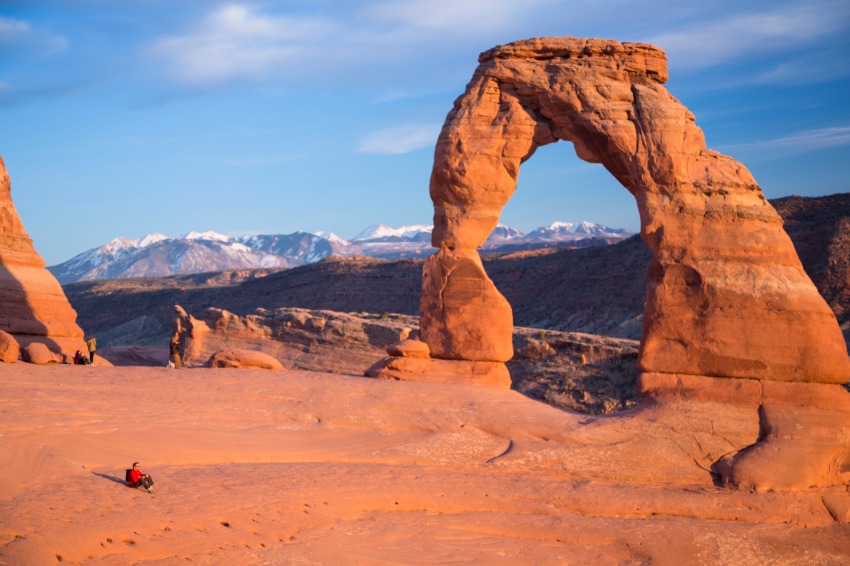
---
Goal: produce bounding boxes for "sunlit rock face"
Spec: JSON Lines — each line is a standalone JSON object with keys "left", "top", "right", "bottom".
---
{"left": 0, "top": 156, "right": 85, "bottom": 356}
{"left": 423, "top": 37, "right": 849, "bottom": 384}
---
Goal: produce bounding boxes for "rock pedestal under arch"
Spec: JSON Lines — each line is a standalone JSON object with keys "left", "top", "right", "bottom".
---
{"left": 410, "top": 37, "right": 850, "bottom": 490}
{"left": 0, "top": 156, "right": 86, "bottom": 358}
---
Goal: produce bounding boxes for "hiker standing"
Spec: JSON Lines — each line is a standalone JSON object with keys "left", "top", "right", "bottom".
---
{"left": 170, "top": 340, "right": 182, "bottom": 368}
{"left": 86, "top": 335, "right": 97, "bottom": 363}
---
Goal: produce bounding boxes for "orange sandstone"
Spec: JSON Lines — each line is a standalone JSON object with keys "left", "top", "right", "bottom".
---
{"left": 0, "top": 156, "right": 86, "bottom": 357}
{"left": 423, "top": 37, "right": 848, "bottom": 384}
{"left": 414, "top": 37, "right": 850, "bottom": 490}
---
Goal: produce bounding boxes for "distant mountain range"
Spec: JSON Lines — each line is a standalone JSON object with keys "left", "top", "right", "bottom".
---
{"left": 48, "top": 221, "right": 633, "bottom": 284}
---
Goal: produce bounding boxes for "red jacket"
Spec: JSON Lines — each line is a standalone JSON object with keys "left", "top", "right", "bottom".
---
{"left": 128, "top": 469, "right": 144, "bottom": 485}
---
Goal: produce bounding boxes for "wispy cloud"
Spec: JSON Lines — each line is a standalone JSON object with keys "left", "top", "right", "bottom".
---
{"left": 648, "top": 1, "right": 850, "bottom": 70}
{"left": 720, "top": 126, "right": 850, "bottom": 160}
{"left": 358, "top": 124, "right": 440, "bottom": 154}
{"left": 0, "top": 16, "right": 68, "bottom": 56}
{"left": 147, "top": 1, "right": 558, "bottom": 90}
{"left": 149, "top": 4, "right": 339, "bottom": 86}
{"left": 753, "top": 57, "right": 850, "bottom": 85}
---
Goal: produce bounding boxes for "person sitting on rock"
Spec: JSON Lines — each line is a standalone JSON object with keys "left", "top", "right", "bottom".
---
{"left": 126, "top": 462, "right": 155, "bottom": 493}
{"left": 73, "top": 350, "right": 90, "bottom": 365}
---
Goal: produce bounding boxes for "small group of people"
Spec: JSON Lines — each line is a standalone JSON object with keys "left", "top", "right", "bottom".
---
{"left": 126, "top": 461, "right": 155, "bottom": 493}
{"left": 73, "top": 335, "right": 98, "bottom": 365}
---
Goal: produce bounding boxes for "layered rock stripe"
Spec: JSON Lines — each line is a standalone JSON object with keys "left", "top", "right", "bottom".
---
{"left": 422, "top": 37, "right": 850, "bottom": 384}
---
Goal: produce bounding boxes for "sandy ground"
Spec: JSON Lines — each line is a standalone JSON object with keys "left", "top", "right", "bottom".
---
{"left": 0, "top": 364, "right": 848, "bottom": 565}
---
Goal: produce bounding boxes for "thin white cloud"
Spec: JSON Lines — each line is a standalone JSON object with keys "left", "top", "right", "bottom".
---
{"left": 147, "top": 1, "right": 563, "bottom": 89}
{"left": 721, "top": 126, "right": 850, "bottom": 159}
{"left": 753, "top": 57, "right": 850, "bottom": 85}
{"left": 149, "top": 4, "right": 339, "bottom": 85}
{"left": 358, "top": 124, "right": 441, "bottom": 154}
{"left": 648, "top": 1, "right": 850, "bottom": 70}
{"left": 0, "top": 16, "right": 67, "bottom": 56}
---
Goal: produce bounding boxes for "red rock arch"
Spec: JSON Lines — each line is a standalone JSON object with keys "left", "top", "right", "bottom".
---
{"left": 421, "top": 37, "right": 849, "bottom": 384}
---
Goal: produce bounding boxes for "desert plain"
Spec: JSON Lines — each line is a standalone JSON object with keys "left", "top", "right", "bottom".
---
{"left": 1, "top": 363, "right": 849, "bottom": 565}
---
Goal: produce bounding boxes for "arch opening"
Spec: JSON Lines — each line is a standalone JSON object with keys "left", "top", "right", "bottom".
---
{"left": 497, "top": 141, "right": 640, "bottom": 242}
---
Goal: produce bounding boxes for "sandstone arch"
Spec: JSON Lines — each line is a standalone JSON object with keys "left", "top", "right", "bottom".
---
{"left": 421, "top": 37, "right": 849, "bottom": 384}
{"left": 417, "top": 38, "right": 850, "bottom": 490}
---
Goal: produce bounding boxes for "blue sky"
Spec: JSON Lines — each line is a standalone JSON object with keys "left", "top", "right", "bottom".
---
{"left": 2, "top": 0, "right": 849, "bottom": 265}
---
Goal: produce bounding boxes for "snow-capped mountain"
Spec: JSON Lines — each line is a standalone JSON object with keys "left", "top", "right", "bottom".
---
{"left": 183, "top": 231, "right": 231, "bottom": 242}
{"left": 48, "top": 233, "right": 291, "bottom": 284}
{"left": 49, "top": 221, "right": 634, "bottom": 284}
{"left": 313, "top": 231, "right": 349, "bottom": 245}
{"left": 480, "top": 225, "right": 525, "bottom": 248}
{"left": 241, "top": 232, "right": 335, "bottom": 264}
{"left": 352, "top": 224, "right": 433, "bottom": 242}
{"left": 526, "top": 221, "right": 630, "bottom": 241}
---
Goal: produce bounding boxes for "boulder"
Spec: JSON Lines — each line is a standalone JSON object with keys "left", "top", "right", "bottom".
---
{"left": 514, "top": 336, "right": 556, "bottom": 360}
{"left": 21, "top": 342, "right": 62, "bottom": 365}
{"left": 0, "top": 329, "right": 19, "bottom": 362}
{"left": 386, "top": 339, "right": 430, "bottom": 358}
{"left": 207, "top": 349, "right": 284, "bottom": 370}
{"left": 365, "top": 356, "right": 511, "bottom": 388}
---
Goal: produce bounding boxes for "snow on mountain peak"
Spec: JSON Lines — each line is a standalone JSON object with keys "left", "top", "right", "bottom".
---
{"left": 547, "top": 221, "right": 576, "bottom": 232}
{"left": 313, "top": 231, "right": 349, "bottom": 245}
{"left": 103, "top": 236, "right": 135, "bottom": 249}
{"left": 352, "top": 224, "right": 393, "bottom": 241}
{"left": 353, "top": 224, "right": 433, "bottom": 241}
{"left": 397, "top": 224, "right": 433, "bottom": 238}
{"left": 136, "top": 233, "right": 169, "bottom": 248}
{"left": 182, "top": 231, "right": 231, "bottom": 242}
{"left": 574, "top": 221, "right": 600, "bottom": 233}
{"left": 489, "top": 225, "right": 524, "bottom": 239}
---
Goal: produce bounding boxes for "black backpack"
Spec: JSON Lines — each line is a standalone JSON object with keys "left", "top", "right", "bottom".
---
{"left": 125, "top": 469, "right": 133, "bottom": 484}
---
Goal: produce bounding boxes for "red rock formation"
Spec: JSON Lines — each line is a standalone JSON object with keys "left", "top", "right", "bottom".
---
{"left": 207, "top": 349, "right": 284, "bottom": 370}
{"left": 21, "top": 342, "right": 63, "bottom": 364}
{"left": 424, "top": 37, "right": 848, "bottom": 384}
{"left": 0, "top": 156, "right": 86, "bottom": 355}
{"left": 0, "top": 330, "right": 19, "bottom": 363}
{"left": 386, "top": 339, "right": 431, "bottom": 358}
{"left": 172, "top": 305, "right": 412, "bottom": 373}
{"left": 418, "top": 37, "right": 850, "bottom": 489}
{"left": 640, "top": 373, "right": 850, "bottom": 490}
{"left": 420, "top": 249, "right": 513, "bottom": 362}
{"left": 366, "top": 338, "right": 511, "bottom": 387}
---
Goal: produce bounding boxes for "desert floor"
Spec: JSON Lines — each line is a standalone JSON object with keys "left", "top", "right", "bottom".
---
{"left": 1, "top": 364, "right": 848, "bottom": 565}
